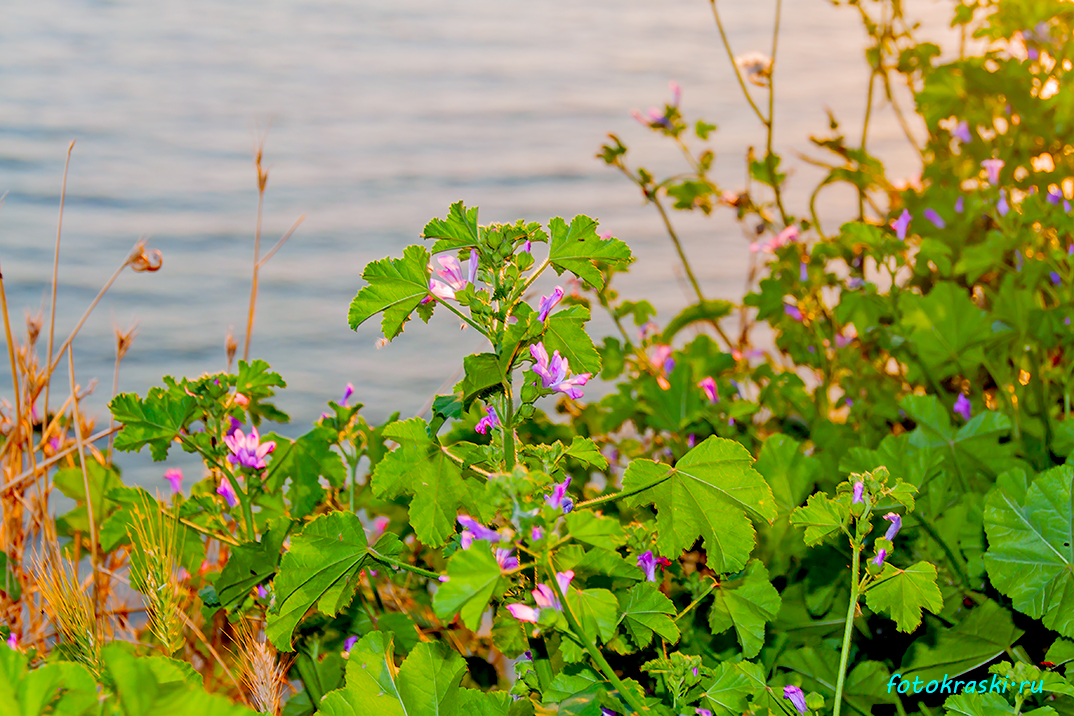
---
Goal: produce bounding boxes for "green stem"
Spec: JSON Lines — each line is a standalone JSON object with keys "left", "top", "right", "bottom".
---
{"left": 859, "top": 68, "right": 877, "bottom": 220}
{"left": 833, "top": 542, "right": 861, "bottom": 716}
{"left": 675, "top": 580, "right": 718, "bottom": 622}
{"left": 503, "top": 378, "right": 516, "bottom": 471}
{"left": 765, "top": 0, "right": 789, "bottom": 226}
{"left": 509, "top": 257, "right": 551, "bottom": 307}
{"left": 708, "top": 0, "right": 767, "bottom": 125}
{"left": 574, "top": 473, "right": 673, "bottom": 511}
{"left": 440, "top": 297, "right": 488, "bottom": 337}
{"left": 546, "top": 558, "right": 648, "bottom": 714}
{"left": 366, "top": 547, "right": 442, "bottom": 579}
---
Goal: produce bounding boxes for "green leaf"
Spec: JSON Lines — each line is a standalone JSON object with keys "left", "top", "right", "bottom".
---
{"left": 565, "top": 511, "right": 624, "bottom": 548}
{"left": 319, "top": 634, "right": 466, "bottom": 716}
{"left": 455, "top": 353, "right": 505, "bottom": 406}
{"left": 621, "top": 437, "right": 776, "bottom": 572}
{"left": 864, "top": 561, "right": 943, "bottom": 633}
{"left": 543, "top": 306, "right": 602, "bottom": 376}
{"left": 267, "top": 512, "right": 369, "bottom": 651}
{"left": 943, "top": 692, "right": 1020, "bottom": 716}
{"left": 263, "top": 427, "right": 347, "bottom": 519}
{"left": 216, "top": 519, "right": 291, "bottom": 612}
{"left": 548, "top": 215, "right": 632, "bottom": 289}
{"left": 564, "top": 437, "right": 609, "bottom": 470}
{"left": 790, "top": 493, "right": 848, "bottom": 546}
{"left": 109, "top": 388, "right": 196, "bottom": 461}
{"left": 617, "top": 582, "right": 679, "bottom": 648}
{"left": 707, "top": 560, "right": 781, "bottom": 658}
{"left": 778, "top": 647, "right": 896, "bottom": 712}
{"left": 659, "top": 300, "right": 733, "bottom": 343}
{"left": 422, "top": 201, "right": 480, "bottom": 253}
{"left": 53, "top": 461, "right": 123, "bottom": 525}
{"left": 234, "top": 359, "right": 289, "bottom": 424}
{"left": 348, "top": 245, "right": 432, "bottom": 340}
{"left": 371, "top": 418, "right": 479, "bottom": 547}
{"left": 433, "top": 543, "right": 504, "bottom": 630}
{"left": 566, "top": 588, "right": 619, "bottom": 644}
{"left": 983, "top": 466, "right": 1074, "bottom": 637}
{"left": 903, "top": 599, "right": 1023, "bottom": 682}
{"left": 898, "top": 281, "right": 992, "bottom": 380}
{"left": 700, "top": 662, "right": 762, "bottom": 716}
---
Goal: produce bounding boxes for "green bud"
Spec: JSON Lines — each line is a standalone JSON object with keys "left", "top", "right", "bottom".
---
{"left": 515, "top": 404, "right": 535, "bottom": 420}
{"left": 520, "top": 383, "right": 540, "bottom": 404}
{"left": 516, "top": 251, "right": 534, "bottom": 271}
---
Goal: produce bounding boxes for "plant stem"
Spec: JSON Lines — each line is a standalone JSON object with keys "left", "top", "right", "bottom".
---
{"left": 708, "top": 0, "right": 767, "bottom": 125}
{"left": 44, "top": 141, "right": 75, "bottom": 427}
{"left": 503, "top": 378, "right": 516, "bottom": 471}
{"left": 574, "top": 473, "right": 673, "bottom": 511}
{"left": 675, "top": 580, "right": 718, "bottom": 622}
{"left": 366, "top": 546, "right": 441, "bottom": 579}
{"left": 765, "top": 0, "right": 789, "bottom": 226}
{"left": 547, "top": 558, "right": 648, "bottom": 714}
{"left": 833, "top": 541, "right": 862, "bottom": 716}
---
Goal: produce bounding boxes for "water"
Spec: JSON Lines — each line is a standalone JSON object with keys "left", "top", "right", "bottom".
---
{"left": 0, "top": 0, "right": 955, "bottom": 484}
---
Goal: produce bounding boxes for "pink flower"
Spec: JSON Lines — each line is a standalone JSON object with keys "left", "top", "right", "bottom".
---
{"left": 234, "top": 393, "right": 249, "bottom": 407}
{"left": 475, "top": 406, "right": 501, "bottom": 435}
{"left": 954, "top": 394, "right": 972, "bottom": 421}
{"left": 217, "top": 476, "right": 238, "bottom": 508}
{"left": 982, "top": 158, "right": 1005, "bottom": 185}
{"left": 530, "top": 342, "right": 590, "bottom": 399}
{"left": 495, "top": 548, "right": 519, "bottom": 572}
{"left": 952, "top": 120, "right": 972, "bottom": 143}
{"left": 224, "top": 426, "right": 276, "bottom": 470}
{"left": 537, "top": 286, "right": 564, "bottom": 322}
{"left": 891, "top": 209, "right": 911, "bottom": 240}
{"left": 506, "top": 604, "right": 539, "bottom": 623}
{"left": 698, "top": 377, "right": 719, "bottom": 403}
{"left": 6, "top": 631, "right": 17, "bottom": 650}
{"left": 425, "top": 252, "right": 477, "bottom": 302}
{"left": 750, "top": 225, "right": 799, "bottom": 253}
{"left": 163, "top": 468, "right": 183, "bottom": 495}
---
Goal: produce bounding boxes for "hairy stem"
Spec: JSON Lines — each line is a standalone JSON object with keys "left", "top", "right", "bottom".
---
{"left": 833, "top": 541, "right": 861, "bottom": 716}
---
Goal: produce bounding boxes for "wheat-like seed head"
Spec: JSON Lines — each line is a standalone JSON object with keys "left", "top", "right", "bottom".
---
{"left": 233, "top": 618, "right": 286, "bottom": 716}
{"left": 34, "top": 544, "right": 102, "bottom": 671}
{"left": 127, "top": 493, "right": 185, "bottom": 654}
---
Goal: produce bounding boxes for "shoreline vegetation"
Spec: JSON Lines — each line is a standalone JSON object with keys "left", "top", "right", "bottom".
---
{"left": 2, "top": 1, "right": 1074, "bottom": 715}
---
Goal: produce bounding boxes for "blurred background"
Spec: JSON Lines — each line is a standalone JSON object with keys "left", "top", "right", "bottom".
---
{"left": 0, "top": 0, "right": 952, "bottom": 483}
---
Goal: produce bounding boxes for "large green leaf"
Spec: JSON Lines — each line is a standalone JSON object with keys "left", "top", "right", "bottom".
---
{"left": 548, "top": 215, "right": 632, "bottom": 289}
{"left": 109, "top": 388, "right": 196, "bottom": 461}
{"left": 864, "top": 561, "right": 943, "bottom": 633}
{"left": 617, "top": 582, "right": 679, "bottom": 648}
{"left": 778, "top": 647, "right": 897, "bottom": 713}
{"left": 371, "top": 418, "right": 479, "bottom": 547}
{"left": 901, "top": 395, "right": 1017, "bottom": 479}
{"left": 267, "top": 512, "right": 369, "bottom": 650}
{"left": 433, "top": 543, "right": 504, "bottom": 630}
{"left": 216, "top": 519, "right": 291, "bottom": 612}
{"left": 348, "top": 245, "right": 432, "bottom": 340}
{"left": 319, "top": 633, "right": 466, "bottom": 716}
{"left": 543, "top": 305, "right": 602, "bottom": 376}
{"left": 707, "top": 560, "right": 781, "bottom": 658}
{"left": 422, "top": 201, "right": 480, "bottom": 253}
{"left": 902, "top": 599, "right": 1023, "bottom": 682}
{"left": 700, "top": 662, "right": 764, "bottom": 716}
{"left": 898, "top": 280, "right": 992, "bottom": 379}
{"left": 622, "top": 437, "right": 776, "bottom": 572}
{"left": 262, "top": 426, "right": 347, "bottom": 519}
{"left": 983, "top": 466, "right": 1074, "bottom": 637}
{"left": 790, "top": 493, "right": 848, "bottom": 547}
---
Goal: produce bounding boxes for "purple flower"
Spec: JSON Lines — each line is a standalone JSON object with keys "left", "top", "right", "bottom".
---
{"left": 1065, "top": 200, "right": 1071, "bottom": 213}
{"left": 952, "top": 120, "right": 972, "bottom": 143}
{"left": 852, "top": 481, "right": 864, "bottom": 504}
{"left": 530, "top": 342, "right": 591, "bottom": 399}
{"left": 692, "top": 667, "right": 699, "bottom": 677}
{"left": 632, "top": 108, "right": 671, "bottom": 129}
{"left": 883, "top": 512, "right": 902, "bottom": 541}
{"left": 164, "top": 468, "right": 183, "bottom": 495}
{"left": 651, "top": 344, "right": 674, "bottom": 373}
{"left": 784, "top": 685, "right": 808, "bottom": 714}
{"left": 256, "top": 584, "right": 268, "bottom": 599}
{"left": 226, "top": 416, "right": 242, "bottom": 437}
{"left": 1047, "top": 187, "right": 1063, "bottom": 205}
{"left": 891, "top": 209, "right": 911, "bottom": 240}
{"left": 872, "top": 549, "right": 887, "bottom": 568}
{"left": 531, "top": 526, "right": 544, "bottom": 542}
{"left": 637, "top": 551, "right": 658, "bottom": 582}
{"left": 224, "top": 426, "right": 276, "bottom": 470}
{"left": 537, "top": 286, "right": 564, "bottom": 322}
{"left": 546, "top": 476, "right": 574, "bottom": 513}
{"left": 688, "top": 434, "right": 696, "bottom": 448}
{"left": 506, "top": 603, "right": 539, "bottom": 623}
{"left": 467, "top": 249, "right": 478, "bottom": 285}
{"left": 601, "top": 709, "right": 618, "bottom": 716}
{"left": 340, "top": 383, "right": 355, "bottom": 407}
{"left": 982, "top": 158, "right": 1005, "bottom": 185}
{"left": 217, "top": 477, "right": 238, "bottom": 508}
{"left": 923, "top": 208, "right": 946, "bottom": 229}
{"left": 475, "top": 406, "right": 501, "bottom": 434}
{"left": 698, "top": 377, "right": 719, "bottom": 403}
{"left": 426, "top": 255, "right": 470, "bottom": 302}
{"left": 457, "top": 515, "right": 502, "bottom": 547}
{"left": 523, "top": 240, "right": 532, "bottom": 253}
{"left": 800, "top": 261, "right": 808, "bottom": 282}
{"left": 6, "top": 631, "right": 17, "bottom": 650}
{"left": 784, "top": 304, "right": 803, "bottom": 322}
{"left": 955, "top": 196, "right": 964, "bottom": 213}
{"left": 697, "top": 707, "right": 711, "bottom": 716}
{"left": 343, "top": 635, "right": 359, "bottom": 652}
{"left": 495, "top": 548, "right": 519, "bottom": 572}
{"left": 953, "top": 394, "right": 972, "bottom": 421}
{"left": 506, "top": 571, "right": 574, "bottom": 623}
{"left": 1051, "top": 271, "right": 1062, "bottom": 286}
{"left": 997, "top": 190, "right": 1010, "bottom": 217}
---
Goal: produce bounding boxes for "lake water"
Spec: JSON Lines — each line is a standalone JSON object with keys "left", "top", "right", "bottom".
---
{"left": 0, "top": 0, "right": 954, "bottom": 484}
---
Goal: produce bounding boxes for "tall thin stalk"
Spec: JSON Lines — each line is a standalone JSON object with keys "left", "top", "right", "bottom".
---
{"left": 833, "top": 542, "right": 861, "bottom": 716}
{"left": 44, "top": 141, "right": 75, "bottom": 427}
{"left": 67, "top": 349, "right": 100, "bottom": 613}
{"left": 244, "top": 138, "right": 269, "bottom": 362}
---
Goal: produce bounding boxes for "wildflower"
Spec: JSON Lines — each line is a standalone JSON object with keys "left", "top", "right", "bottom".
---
{"left": 852, "top": 481, "right": 864, "bottom": 504}
{"left": 457, "top": 515, "right": 502, "bottom": 549}
{"left": 6, "top": 632, "right": 16, "bottom": 650}
{"left": 698, "top": 377, "right": 719, "bottom": 403}
{"left": 226, "top": 416, "right": 242, "bottom": 437}
{"left": 630, "top": 80, "right": 681, "bottom": 129}
{"left": 217, "top": 477, "right": 238, "bottom": 508}
{"left": 954, "top": 394, "right": 972, "bottom": 421}
{"left": 1065, "top": 200, "right": 1072, "bottom": 213}
{"left": 530, "top": 342, "right": 591, "bottom": 399}
{"left": 783, "top": 685, "right": 808, "bottom": 714}
{"left": 638, "top": 551, "right": 658, "bottom": 582}
{"left": 537, "top": 286, "right": 564, "bottom": 321}
{"left": 340, "top": 383, "right": 355, "bottom": 407}
{"left": 651, "top": 344, "right": 675, "bottom": 373}
{"left": 670, "top": 80, "right": 681, "bottom": 107}
{"left": 982, "top": 158, "right": 1005, "bottom": 185}
{"left": 163, "top": 468, "right": 183, "bottom": 495}
{"left": 891, "top": 209, "right": 911, "bottom": 240}
{"left": 1051, "top": 271, "right": 1062, "bottom": 286}
{"left": 847, "top": 277, "right": 864, "bottom": 289}
{"left": 784, "top": 304, "right": 803, "bottom": 322}
{"left": 735, "top": 51, "right": 773, "bottom": 86}
{"left": 531, "top": 526, "right": 544, "bottom": 541}
{"left": 835, "top": 324, "right": 856, "bottom": 348}
{"left": 506, "top": 604, "right": 539, "bottom": 623}
{"left": 955, "top": 196, "right": 964, "bottom": 213}
{"left": 952, "top": 120, "right": 972, "bottom": 144}
{"left": 923, "top": 208, "right": 946, "bottom": 229}
{"left": 343, "top": 635, "right": 359, "bottom": 652}
{"left": 696, "top": 710, "right": 713, "bottom": 716}
{"left": 997, "top": 190, "right": 1010, "bottom": 217}
{"left": 639, "top": 321, "right": 659, "bottom": 340}
{"left": 475, "top": 406, "right": 501, "bottom": 435}
{"left": 505, "top": 571, "right": 574, "bottom": 623}
{"left": 750, "top": 225, "right": 799, "bottom": 253}
{"left": 224, "top": 426, "right": 276, "bottom": 470}
{"left": 546, "top": 476, "right": 574, "bottom": 513}
{"left": 872, "top": 549, "right": 887, "bottom": 568}
{"left": 1048, "top": 187, "right": 1063, "bottom": 205}
{"left": 495, "top": 548, "right": 519, "bottom": 572}
{"left": 256, "top": 584, "right": 268, "bottom": 599}
{"left": 522, "top": 240, "right": 532, "bottom": 253}
{"left": 688, "top": 434, "right": 696, "bottom": 448}
{"left": 799, "top": 261, "right": 808, "bottom": 282}
{"left": 601, "top": 709, "right": 619, "bottom": 716}
{"left": 425, "top": 253, "right": 474, "bottom": 302}
{"left": 883, "top": 513, "right": 902, "bottom": 541}
{"left": 234, "top": 393, "right": 249, "bottom": 408}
